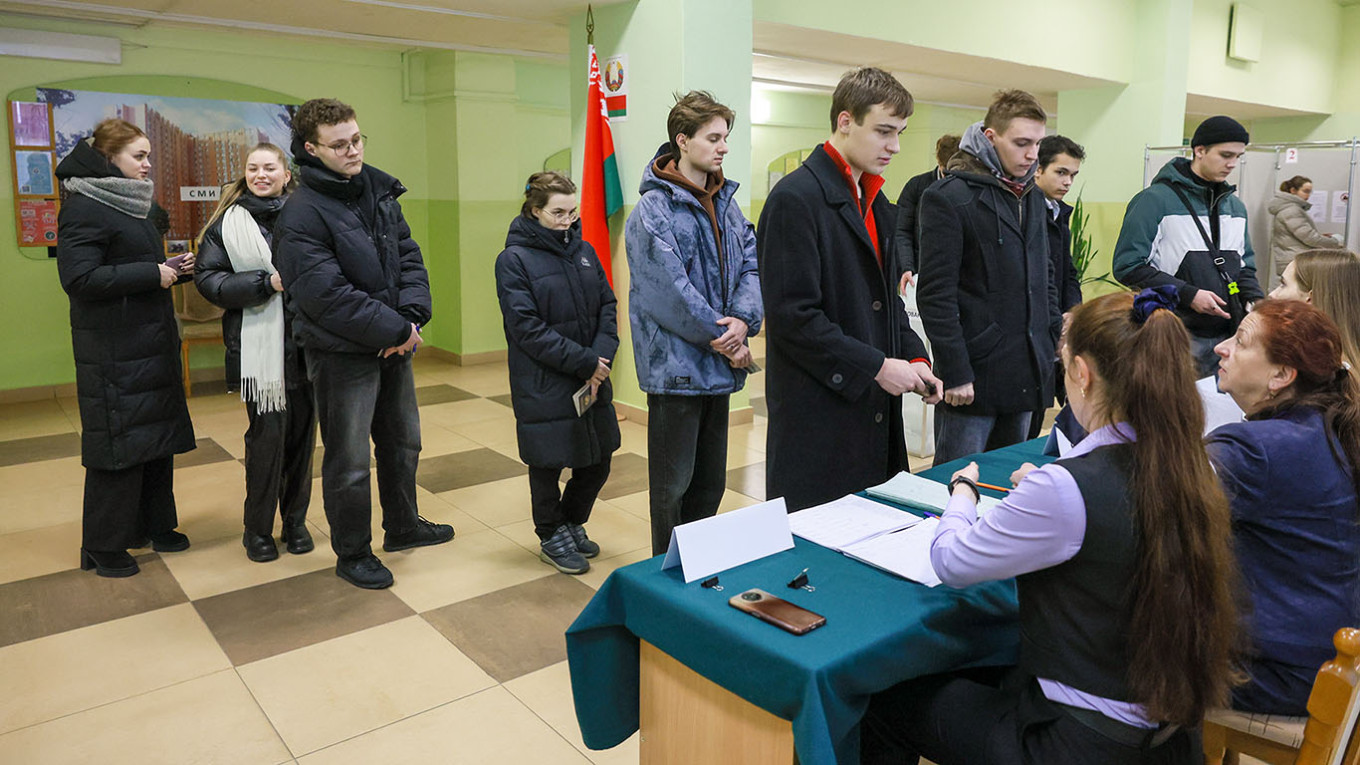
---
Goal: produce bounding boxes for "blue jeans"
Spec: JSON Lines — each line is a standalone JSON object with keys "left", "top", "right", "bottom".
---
{"left": 932, "top": 407, "right": 1032, "bottom": 467}
{"left": 307, "top": 349, "right": 422, "bottom": 560}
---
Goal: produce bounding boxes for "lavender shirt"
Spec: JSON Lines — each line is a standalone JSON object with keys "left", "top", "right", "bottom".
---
{"left": 930, "top": 422, "right": 1156, "bottom": 728}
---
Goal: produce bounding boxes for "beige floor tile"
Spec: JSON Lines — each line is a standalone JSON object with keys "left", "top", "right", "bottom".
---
{"left": 159, "top": 527, "right": 336, "bottom": 600}
{"left": 0, "top": 669, "right": 291, "bottom": 765}
{"left": 418, "top": 422, "right": 481, "bottom": 457}
{"left": 0, "top": 399, "right": 78, "bottom": 441}
{"left": 717, "top": 489, "right": 761, "bottom": 513}
{"left": 385, "top": 527, "right": 551, "bottom": 613}
{"left": 606, "top": 490, "right": 649, "bottom": 521}
{"left": 0, "top": 520, "right": 81, "bottom": 585}
{"left": 616, "top": 419, "right": 648, "bottom": 454}
{"left": 439, "top": 414, "right": 521, "bottom": 449}
{"left": 576, "top": 546, "right": 653, "bottom": 592}
{"left": 419, "top": 398, "right": 516, "bottom": 429}
{"left": 0, "top": 480, "right": 83, "bottom": 535}
{"left": 238, "top": 616, "right": 495, "bottom": 756}
{"left": 296, "top": 686, "right": 590, "bottom": 765}
{"left": 0, "top": 603, "right": 230, "bottom": 734}
{"left": 0, "top": 454, "right": 83, "bottom": 493}
{"left": 726, "top": 446, "right": 765, "bottom": 469}
{"left": 173, "top": 460, "right": 252, "bottom": 544}
{"left": 437, "top": 474, "right": 531, "bottom": 528}
{"left": 727, "top": 421, "right": 767, "bottom": 453}
{"left": 503, "top": 661, "right": 640, "bottom": 765}
{"left": 495, "top": 502, "right": 649, "bottom": 561}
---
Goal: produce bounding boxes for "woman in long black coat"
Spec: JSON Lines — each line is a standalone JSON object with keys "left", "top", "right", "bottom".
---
{"left": 56, "top": 118, "right": 196, "bottom": 578}
{"left": 494, "top": 172, "right": 619, "bottom": 575}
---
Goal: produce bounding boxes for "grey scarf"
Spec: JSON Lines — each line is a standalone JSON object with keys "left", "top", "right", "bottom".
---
{"left": 63, "top": 176, "right": 154, "bottom": 218}
{"left": 959, "top": 121, "right": 1037, "bottom": 187}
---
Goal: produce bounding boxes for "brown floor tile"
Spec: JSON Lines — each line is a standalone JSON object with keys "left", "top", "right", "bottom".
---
{"left": 415, "top": 383, "right": 478, "bottom": 406}
{"left": 421, "top": 574, "right": 597, "bottom": 683}
{"left": 175, "top": 437, "right": 236, "bottom": 469}
{"left": 415, "top": 447, "right": 526, "bottom": 494}
{"left": 193, "top": 568, "right": 414, "bottom": 665}
{"left": 487, "top": 393, "right": 514, "bottom": 408}
{"left": 595, "top": 452, "right": 649, "bottom": 500}
{"left": 188, "top": 379, "right": 231, "bottom": 398}
{"left": 0, "top": 553, "right": 188, "bottom": 647}
{"left": 0, "top": 432, "right": 81, "bottom": 467}
{"left": 726, "top": 461, "right": 766, "bottom": 500}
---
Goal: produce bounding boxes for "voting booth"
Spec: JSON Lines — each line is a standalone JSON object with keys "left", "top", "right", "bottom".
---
{"left": 1143, "top": 139, "right": 1359, "bottom": 289}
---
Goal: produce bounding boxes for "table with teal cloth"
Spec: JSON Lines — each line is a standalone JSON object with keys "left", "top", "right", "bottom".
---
{"left": 565, "top": 438, "right": 1054, "bottom": 765}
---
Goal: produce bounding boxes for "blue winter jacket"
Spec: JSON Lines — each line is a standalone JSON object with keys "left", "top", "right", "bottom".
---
{"left": 624, "top": 146, "right": 762, "bottom": 395}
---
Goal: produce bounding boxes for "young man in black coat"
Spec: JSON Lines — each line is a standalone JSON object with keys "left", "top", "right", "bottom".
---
{"left": 918, "top": 89, "right": 1061, "bottom": 466}
{"left": 892, "top": 133, "right": 960, "bottom": 293}
{"left": 273, "top": 98, "right": 452, "bottom": 589}
{"left": 757, "top": 68, "right": 942, "bottom": 512}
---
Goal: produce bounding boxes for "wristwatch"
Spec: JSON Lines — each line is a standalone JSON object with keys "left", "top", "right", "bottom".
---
{"left": 948, "top": 474, "right": 981, "bottom": 503}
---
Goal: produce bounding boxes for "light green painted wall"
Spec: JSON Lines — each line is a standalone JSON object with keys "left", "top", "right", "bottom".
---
{"left": 1247, "top": 6, "right": 1360, "bottom": 144}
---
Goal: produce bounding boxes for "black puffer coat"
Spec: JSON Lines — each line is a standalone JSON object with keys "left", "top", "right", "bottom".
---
{"left": 55, "top": 140, "right": 196, "bottom": 470}
{"left": 272, "top": 140, "right": 431, "bottom": 355}
{"left": 494, "top": 216, "right": 620, "bottom": 469}
{"left": 195, "top": 193, "right": 305, "bottom": 390}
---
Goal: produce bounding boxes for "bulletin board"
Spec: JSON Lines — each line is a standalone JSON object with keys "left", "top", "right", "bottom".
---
{"left": 7, "top": 101, "right": 60, "bottom": 249}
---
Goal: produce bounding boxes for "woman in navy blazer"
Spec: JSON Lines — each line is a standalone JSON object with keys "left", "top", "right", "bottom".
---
{"left": 1209, "top": 299, "right": 1360, "bottom": 714}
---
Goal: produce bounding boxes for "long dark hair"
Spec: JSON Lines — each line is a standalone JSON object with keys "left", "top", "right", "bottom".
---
{"left": 1249, "top": 299, "right": 1360, "bottom": 505}
{"left": 1066, "top": 292, "right": 1239, "bottom": 725}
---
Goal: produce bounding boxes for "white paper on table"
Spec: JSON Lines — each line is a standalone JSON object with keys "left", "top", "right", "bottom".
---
{"left": 866, "top": 471, "right": 1003, "bottom": 516}
{"left": 1310, "top": 191, "right": 1329, "bottom": 223}
{"left": 1198, "top": 375, "right": 1244, "bottom": 435}
{"left": 788, "top": 494, "right": 924, "bottom": 551}
{"left": 661, "top": 497, "right": 793, "bottom": 583}
{"left": 841, "top": 518, "right": 943, "bottom": 587}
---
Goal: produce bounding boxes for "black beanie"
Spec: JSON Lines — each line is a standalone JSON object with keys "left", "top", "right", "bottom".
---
{"left": 1191, "top": 116, "right": 1249, "bottom": 148}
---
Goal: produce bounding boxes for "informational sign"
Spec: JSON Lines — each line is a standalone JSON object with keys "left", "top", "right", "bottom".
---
{"left": 180, "top": 186, "right": 221, "bottom": 202}
{"left": 14, "top": 149, "right": 55, "bottom": 195}
{"left": 1310, "top": 191, "right": 1329, "bottom": 224}
{"left": 1284, "top": 147, "right": 1300, "bottom": 164}
{"left": 603, "top": 53, "right": 628, "bottom": 122}
{"left": 1334, "top": 191, "right": 1349, "bottom": 224}
{"left": 10, "top": 101, "right": 52, "bottom": 148}
{"left": 16, "top": 199, "right": 59, "bottom": 245}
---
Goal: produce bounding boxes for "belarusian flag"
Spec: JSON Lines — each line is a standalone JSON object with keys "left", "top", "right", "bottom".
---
{"left": 582, "top": 41, "right": 623, "bottom": 285}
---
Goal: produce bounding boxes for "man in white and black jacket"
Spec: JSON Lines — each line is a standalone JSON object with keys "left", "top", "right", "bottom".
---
{"left": 274, "top": 98, "right": 452, "bottom": 589}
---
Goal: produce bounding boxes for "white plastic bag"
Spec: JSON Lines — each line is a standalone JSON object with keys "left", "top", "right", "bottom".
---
{"left": 900, "top": 284, "right": 934, "bottom": 458}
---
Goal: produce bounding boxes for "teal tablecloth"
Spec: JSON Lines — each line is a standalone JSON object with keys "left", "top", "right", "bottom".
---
{"left": 565, "top": 438, "right": 1053, "bottom": 765}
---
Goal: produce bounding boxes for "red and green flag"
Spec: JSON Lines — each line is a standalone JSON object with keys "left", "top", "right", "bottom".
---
{"left": 582, "top": 35, "right": 623, "bottom": 285}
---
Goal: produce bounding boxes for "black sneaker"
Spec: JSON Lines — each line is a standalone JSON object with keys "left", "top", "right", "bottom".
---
{"left": 539, "top": 525, "right": 589, "bottom": 575}
{"left": 567, "top": 523, "right": 600, "bottom": 558}
{"left": 243, "top": 532, "right": 279, "bottom": 563}
{"left": 382, "top": 516, "right": 454, "bottom": 552}
{"left": 336, "top": 555, "right": 394, "bottom": 589}
{"left": 281, "top": 524, "right": 314, "bottom": 555}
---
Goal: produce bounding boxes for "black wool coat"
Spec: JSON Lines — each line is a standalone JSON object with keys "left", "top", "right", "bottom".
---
{"left": 272, "top": 149, "right": 431, "bottom": 355}
{"left": 917, "top": 153, "right": 1061, "bottom": 415}
{"left": 892, "top": 167, "right": 942, "bottom": 279}
{"left": 757, "top": 145, "right": 930, "bottom": 511}
{"left": 494, "top": 216, "right": 620, "bottom": 469}
{"left": 55, "top": 140, "right": 196, "bottom": 471}
{"left": 194, "top": 193, "right": 305, "bottom": 390}
{"left": 1047, "top": 200, "right": 1083, "bottom": 313}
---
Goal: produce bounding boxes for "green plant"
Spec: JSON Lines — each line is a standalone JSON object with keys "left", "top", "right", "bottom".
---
{"left": 1070, "top": 194, "right": 1123, "bottom": 289}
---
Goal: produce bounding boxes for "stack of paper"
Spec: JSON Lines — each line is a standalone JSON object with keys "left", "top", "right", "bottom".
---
{"left": 788, "top": 494, "right": 942, "bottom": 587}
{"left": 866, "top": 471, "right": 1002, "bottom": 516}
{"left": 841, "top": 519, "right": 942, "bottom": 587}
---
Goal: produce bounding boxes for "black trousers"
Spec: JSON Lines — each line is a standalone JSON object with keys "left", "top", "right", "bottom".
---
{"left": 860, "top": 668, "right": 1199, "bottom": 765}
{"left": 527, "top": 456, "right": 611, "bottom": 540}
{"left": 307, "top": 349, "right": 421, "bottom": 561}
{"left": 82, "top": 455, "right": 177, "bottom": 551}
{"left": 646, "top": 393, "right": 729, "bottom": 556}
{"left": 243, "top": 383, "right": 317, "bottom": 536}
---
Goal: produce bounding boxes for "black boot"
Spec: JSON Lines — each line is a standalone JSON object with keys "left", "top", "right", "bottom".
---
{"left": 243, "top": 532, "right": 279, "bottom": 562}
{"left": 80, "top": 548, "right": 139, "bottom": 578}
{"left": 281, "top": 523, "right": 314, "bottom": 555}
{"left": 147, "top": 529, "right": 190, "bottom": 553}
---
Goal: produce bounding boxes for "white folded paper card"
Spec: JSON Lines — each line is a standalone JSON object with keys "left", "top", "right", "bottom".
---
{"left": 661, "top": 497, "right": 792, "bottom": 583}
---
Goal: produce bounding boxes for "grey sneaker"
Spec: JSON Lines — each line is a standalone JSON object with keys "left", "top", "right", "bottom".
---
{"left": 540, "top": 525, "right": 590, "bottom": 574}
{"left": 567, "top": 523, "right": 600, "bottom": 558}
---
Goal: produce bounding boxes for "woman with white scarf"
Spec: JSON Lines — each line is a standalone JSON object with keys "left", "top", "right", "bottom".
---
{"left": 196, "top": 143, "right": 316, "bottom": 563}
{"left": 57, "top": 118, "right": 197, "bottom": 578}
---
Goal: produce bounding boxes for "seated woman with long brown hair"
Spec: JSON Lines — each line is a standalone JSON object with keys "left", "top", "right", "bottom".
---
{"left": 1208, "top": 299, "right": 1360, "bottom": 715}
{"left": 861, "top": 288, "right": 1240, "bottom": 764}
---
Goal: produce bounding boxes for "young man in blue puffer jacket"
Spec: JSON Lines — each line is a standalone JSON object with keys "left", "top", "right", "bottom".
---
{"left": 624, "top": 91, "right": 763, "bottom": 555}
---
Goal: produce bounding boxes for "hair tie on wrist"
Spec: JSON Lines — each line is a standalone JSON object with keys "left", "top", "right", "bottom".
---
{"left": 1131, "top": 285, "right": 1179, "bottom": 325}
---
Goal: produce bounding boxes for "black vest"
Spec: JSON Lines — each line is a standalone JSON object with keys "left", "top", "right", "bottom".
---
{"left": 1018, "top": 443, "right": 1137, "bottom": 701}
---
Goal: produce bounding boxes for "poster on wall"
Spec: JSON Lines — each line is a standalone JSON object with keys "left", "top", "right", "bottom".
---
{"left": 16, "top": 199, "right": 59, "bottom": 245}
{"left": 604, "top": 54, "right": 628, "bottom": 122}
{"left": 37, "top": 88, "right": 295, "bottom": 242}
{"left": 10, "top": 101, "right": 53, "bottom": 148}
{"left": 14, "top": 150, "right": 55, "bottom": 196}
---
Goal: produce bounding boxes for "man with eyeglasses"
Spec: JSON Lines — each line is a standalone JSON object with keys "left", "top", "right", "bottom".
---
{"left": 274, "top": 97, "right": 453, "bottom": 589}
{"left": 624, "top": 91, "right": 762, "bottom": 554}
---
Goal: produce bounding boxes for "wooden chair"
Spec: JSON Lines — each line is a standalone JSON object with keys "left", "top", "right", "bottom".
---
{"left": 1204, "top": 628, "right": 1360, "bottom": 765}
{"left": 172, "top": 281, "right": 223, "bottom": 398}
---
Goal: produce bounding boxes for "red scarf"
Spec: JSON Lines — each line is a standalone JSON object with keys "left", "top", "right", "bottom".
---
{"left": 823, "top": 142, "right": 885, "bottom": 265}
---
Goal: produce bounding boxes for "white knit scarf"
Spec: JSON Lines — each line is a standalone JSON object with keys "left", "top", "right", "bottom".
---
{"left": 222, "top": 204, "right": 286, "bottom": 412}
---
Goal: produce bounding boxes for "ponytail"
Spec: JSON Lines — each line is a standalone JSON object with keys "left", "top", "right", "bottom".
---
{"left": 1066, "top": 292, "right": 1240, "bottom": 724}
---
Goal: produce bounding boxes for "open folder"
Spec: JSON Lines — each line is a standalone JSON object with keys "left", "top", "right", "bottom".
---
{"left": 788, "top": 494, "right": 943, "bottom": 587}
{"left": 865, "top": 471, "right": 1002, "bottom": 516}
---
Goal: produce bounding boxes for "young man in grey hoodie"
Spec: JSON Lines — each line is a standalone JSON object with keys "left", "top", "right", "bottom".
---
{"left": 917, "top": 89, "right": 1062, "bottom": 466}
{"left": 624, "top": 91, "right": 762, "bottom": 555}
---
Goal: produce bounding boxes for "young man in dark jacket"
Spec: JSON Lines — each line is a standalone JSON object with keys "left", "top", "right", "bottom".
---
{"left": 892, "top": 133, "right": 960, "bottom": 293}
{"left": 1113, "top": 115, "right": 1264, "bottom": 376}
{"left": 624, "top": 91, "right": 762, "bottom": 553}
{"left": 274, "top": 98, "right": 452, "bottom": 589}
{"left": 918, "top": 90, "right": 1061, "bottom": 466}
{"left": 758, "top": 68, "right": 941, "bottom": 512}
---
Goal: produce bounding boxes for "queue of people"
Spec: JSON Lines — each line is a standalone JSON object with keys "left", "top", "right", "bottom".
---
{"left": 51, "top": 66, "right": 1360, "bottom": 764}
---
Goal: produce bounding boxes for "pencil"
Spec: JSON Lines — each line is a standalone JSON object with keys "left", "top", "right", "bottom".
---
{"left": 976, "top": 481, "right": 1010, "bottom": 493}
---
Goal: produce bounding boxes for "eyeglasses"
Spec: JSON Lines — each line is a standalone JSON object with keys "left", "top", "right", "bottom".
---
{"left": 542, "top": 208, "right": 579, "bottom": 222}
{"left": 317, "top": 135, "right": 366, "bottom": 154}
